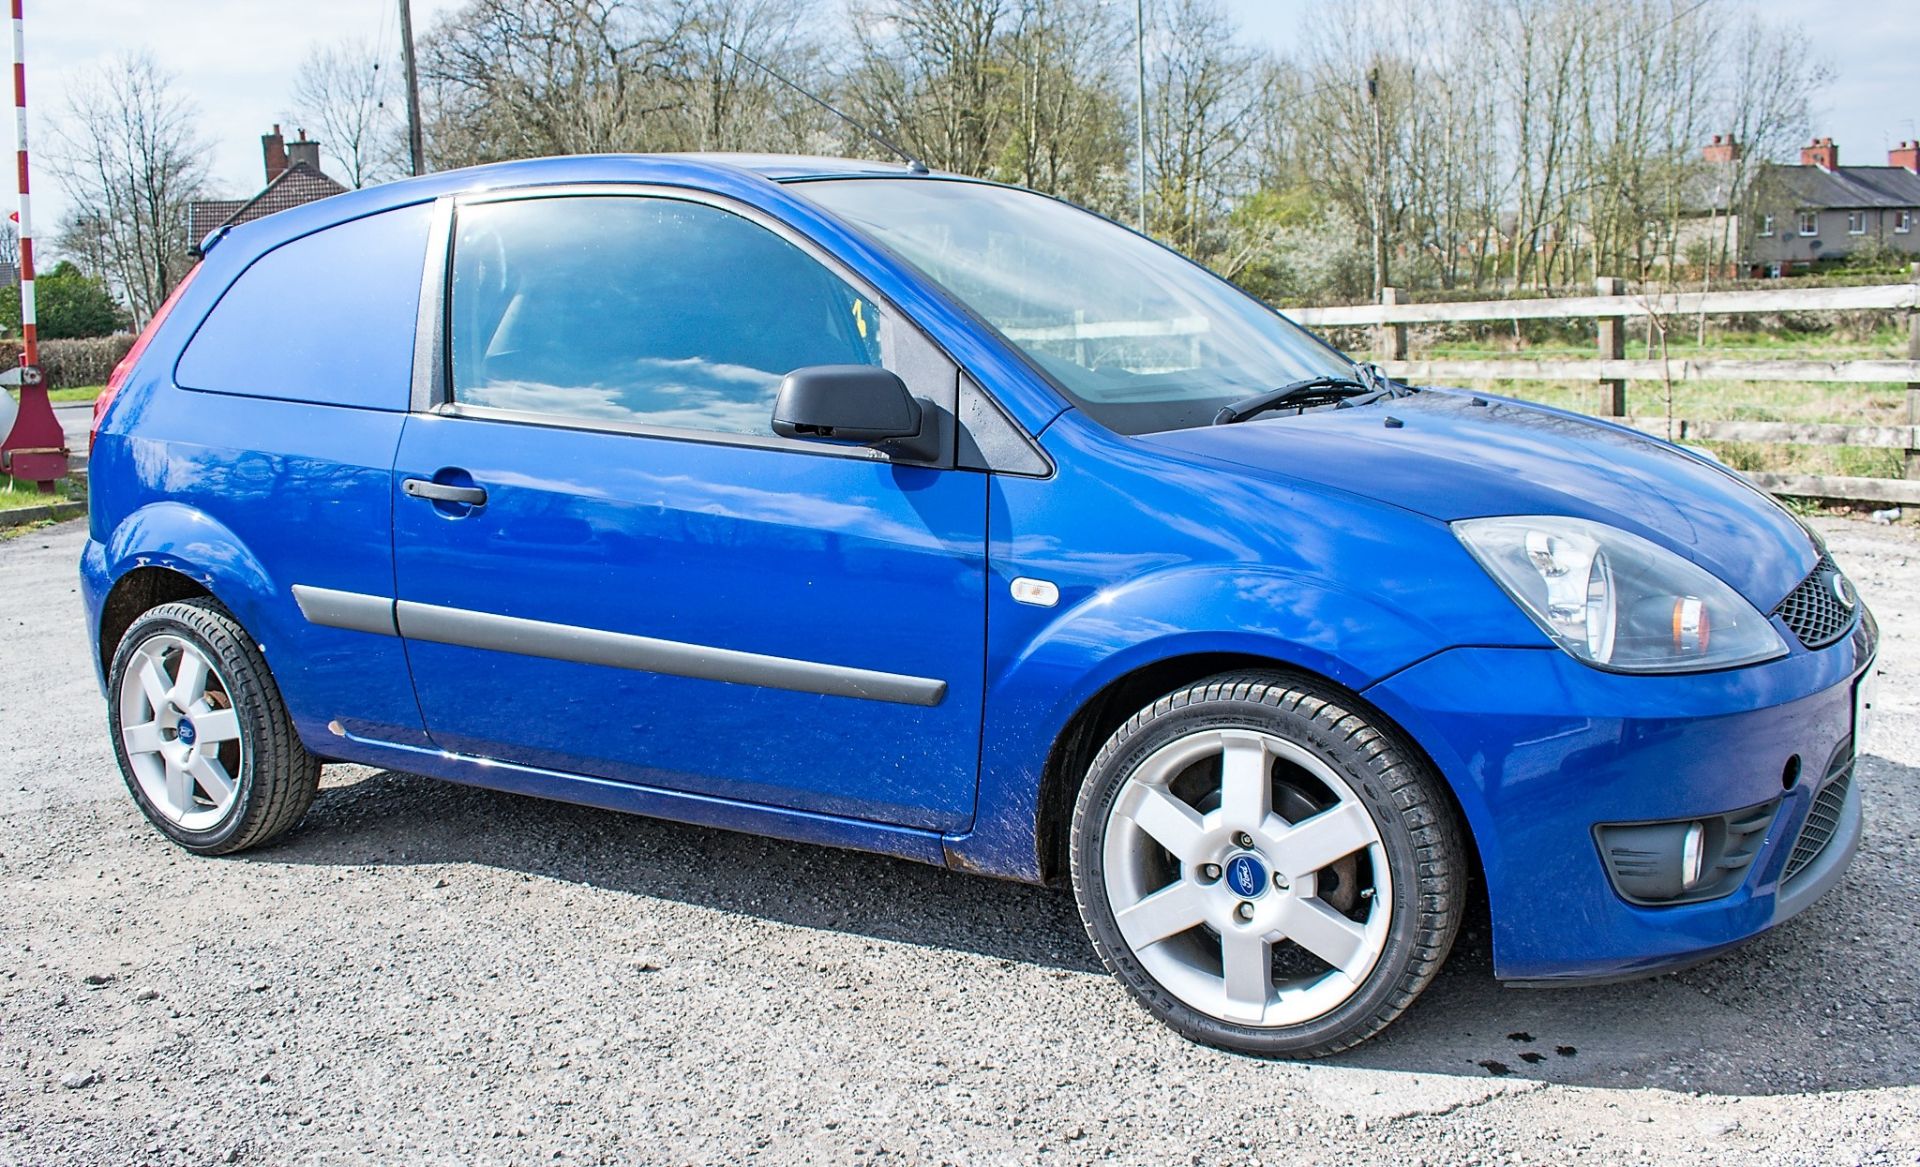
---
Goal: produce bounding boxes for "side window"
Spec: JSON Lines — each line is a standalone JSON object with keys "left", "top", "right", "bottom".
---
{"left": 449, "top": 196, "right": 885, "bottom": 436}
{"left": 176, "top": 203, "right": 432, "bottom": 410}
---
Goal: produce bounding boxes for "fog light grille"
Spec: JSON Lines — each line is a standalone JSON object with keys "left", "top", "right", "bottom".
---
{"left": 1784, "top": 744, "right": 1853, "bottom": 882}
{"left": 1596, "top": 800, "right": 1778, "bottom": 905}
{"left": 1773, "top": 556, "right": 1857, "bottom": 650}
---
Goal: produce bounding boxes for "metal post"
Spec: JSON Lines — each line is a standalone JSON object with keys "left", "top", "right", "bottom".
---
{"left": 0, "top": 0, "right": 63, "bottom": 492}
{"left": 399, "top": 0, "right": 425, "bottom": 177}
{"left": 1375, "top": 287, "right": 1406, "bottom": 364}
{"left": 1367, "top": 67, "right": 1387, "bottom": 297}
{"left": 1596, "top": 276, "right": 1627, "bottom": 418}
{"left": 1134, "top": 0, "right": 1146, "bottom": 233}
{"left": 1906, "top": 262, "right": 1919, "bottom": 480}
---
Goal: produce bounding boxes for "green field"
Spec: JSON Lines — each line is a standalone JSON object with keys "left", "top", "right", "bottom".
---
{"left": 1422, "top": 324, "right": 1906, "bottom": 363}
{"left": 1388, "top": 327, "right": 1915, "bottom": 481}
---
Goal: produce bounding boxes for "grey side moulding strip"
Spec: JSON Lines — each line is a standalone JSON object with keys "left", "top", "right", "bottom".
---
{"left": 291, "top": 585, "right": 398, "bottom": 636}
{"left": 395, "top": 600, "right": 948, "bottom": 707}
{"left": 291, "top": 583, "right": 946, "bottom": 708}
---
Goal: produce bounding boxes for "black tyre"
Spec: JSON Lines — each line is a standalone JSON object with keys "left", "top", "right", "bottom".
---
{"left": 106, "top": 597, "right": 320, "bottom": 855}
{"left": 1070, "top": 671, "right": 1465, "bottom": 1057}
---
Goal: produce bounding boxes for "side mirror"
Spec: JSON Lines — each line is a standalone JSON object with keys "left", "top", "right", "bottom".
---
{"left": 771, "top": 365, "right": 923, "bottom": 448}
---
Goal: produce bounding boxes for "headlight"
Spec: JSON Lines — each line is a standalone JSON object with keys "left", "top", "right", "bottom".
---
{"left": 1454, "top": 516, "right": 1787, "bottom": 673}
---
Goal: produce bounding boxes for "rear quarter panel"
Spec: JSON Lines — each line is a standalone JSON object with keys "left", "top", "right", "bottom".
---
{"left": 86, "top": 198, "right": 436, "bottom": 749}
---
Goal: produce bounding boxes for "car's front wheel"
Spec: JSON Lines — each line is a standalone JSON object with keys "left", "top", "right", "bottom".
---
{"left": 1070, "top": 672, "right": 1465, "bottom": 1057}
{"left": 107, "top": 597, "right": 320, "bottom": 855}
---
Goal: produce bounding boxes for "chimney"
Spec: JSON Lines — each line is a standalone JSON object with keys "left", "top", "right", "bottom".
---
{"left": 262, "top": 124, "right": 287, "bottom": 183}
{"left": 1800, "top": 137, "right": 1838, "bottom": 170}
{"left": 286, "top": 128, "right": 321, "bottom": 173}
{"left": 1892, "top": 141, "right": 1920, "bottom": 172}
{"left": 1702, "top": 133, "right": 1741, "bottom": 164}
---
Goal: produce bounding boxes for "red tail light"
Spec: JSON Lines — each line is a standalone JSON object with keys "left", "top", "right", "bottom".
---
{"left": 94, "top": 263, "right": 201, "bottom": 453}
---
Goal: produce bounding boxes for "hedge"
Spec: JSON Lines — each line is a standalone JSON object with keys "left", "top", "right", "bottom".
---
{"left": 0, "top": 335, "right": 136, "bottom": 390}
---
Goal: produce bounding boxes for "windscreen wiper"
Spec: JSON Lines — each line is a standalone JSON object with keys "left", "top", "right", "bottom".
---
{"left": 1211, "top": 365, "right": 1415, "bottom": 426}
{"left": 1212, "top": 376, "right": 1371, "bottom": 425}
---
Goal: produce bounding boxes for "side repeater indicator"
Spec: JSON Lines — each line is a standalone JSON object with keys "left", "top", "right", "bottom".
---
{"left": 1010, "top": 577, "right": 1060, "bottom": 607}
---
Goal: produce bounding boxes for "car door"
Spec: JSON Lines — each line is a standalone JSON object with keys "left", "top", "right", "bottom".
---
{"left": 390, "top": 189, "right": 988, "bottom": 832}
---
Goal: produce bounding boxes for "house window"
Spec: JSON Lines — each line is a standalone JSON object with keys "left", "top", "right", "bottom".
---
{"left": 1846, "top": 211, "right": 1867, "bottom": 235}
{"left": 1758, "top": 214, "right": 1775, "bottom": 237}
{"left": 1897, "top": 210, "right": 1914, "bottom": 234}
{"left": 1798, "top": 212, "right": 1818, "bottom": 236}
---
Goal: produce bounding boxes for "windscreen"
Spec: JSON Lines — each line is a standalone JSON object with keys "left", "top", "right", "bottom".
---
{"left": 795, "top": 178, "right": 1354, "bottom": 434}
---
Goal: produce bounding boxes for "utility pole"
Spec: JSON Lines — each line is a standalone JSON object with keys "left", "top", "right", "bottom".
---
{"left": 398, "top": 0, "right": 425, "bottom": 177}
{"left": 1366, "top": 65, "right": 1387, "bottom": 296}
{"left": 1134, "top": 0, "right": 1147, "bottom": 232}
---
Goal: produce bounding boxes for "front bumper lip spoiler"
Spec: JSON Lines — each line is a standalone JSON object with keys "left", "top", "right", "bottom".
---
{"left": 1501, "top": 775, "right": 1863, "bottom": 989}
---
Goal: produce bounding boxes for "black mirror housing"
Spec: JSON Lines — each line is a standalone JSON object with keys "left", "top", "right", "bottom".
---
{"left": 772, "top": 366, "right": 931, "bottom": 457}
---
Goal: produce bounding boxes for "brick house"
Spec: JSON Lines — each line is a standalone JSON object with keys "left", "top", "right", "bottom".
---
{"left": 187, "top": 126, "right": 349, "bottom": 256}
{"left": 1695, "top": 135, "right": 1920, "bottom": 275}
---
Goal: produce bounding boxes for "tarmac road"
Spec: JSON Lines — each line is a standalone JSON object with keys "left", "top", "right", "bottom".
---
{"left": 2, "top": 515, "right": 1916, "bottom": 1166}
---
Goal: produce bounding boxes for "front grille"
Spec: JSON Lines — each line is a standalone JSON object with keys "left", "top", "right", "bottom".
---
{"left": 1784, "top": 743, "right": 1854, "bottom": 882}
{"left": 1773, "top": 555, "right": 1858, "bottom": 650}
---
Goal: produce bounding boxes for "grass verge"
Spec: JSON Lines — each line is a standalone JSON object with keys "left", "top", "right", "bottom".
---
{"left": 0, "top": 476, "right": 83, "bottom": 512}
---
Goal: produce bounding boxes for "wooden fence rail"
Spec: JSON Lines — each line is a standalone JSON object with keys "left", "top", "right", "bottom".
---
{"left": 1291, "top": 266, "right": 1920, "bottom": 507}
{"left": 1288, "top": 281, "right": 1919, "bottom": 327}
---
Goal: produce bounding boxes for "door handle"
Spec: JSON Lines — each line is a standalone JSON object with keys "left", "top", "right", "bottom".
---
{"left": 403, "top": 478, "right": 488, "bottom": 506}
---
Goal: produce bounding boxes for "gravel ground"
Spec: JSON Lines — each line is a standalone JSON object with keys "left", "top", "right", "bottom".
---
{"left": 2, "top": 515, "right": 1916, "bottom": 1167}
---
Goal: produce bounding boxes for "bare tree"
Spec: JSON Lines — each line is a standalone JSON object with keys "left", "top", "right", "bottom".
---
{"left": 1142, "top": 0, "right": 1262, "bottom": 261}
{"left": 287, "top": 38, "right": 402, "bottom": 188}
{"left": 848, "top": 0, "right": 1013, "bottom": 175}
{"left": 673, "top": 0, "right": 829, "bottom": 151}
{"left": 50, "top": 52, "right": 207, "bottom": 325}
{"left": 1293, "top": 1, "right": 1420, "bottom": 296}
{"left": 419, "top": 0, "right": 692, "bottom": 166}
{"left": 846, "top": 0, "right": 1129, "bottom": 211}
{"left": 997, "top": 0, "right": 1129, "bottom": 208}
{"left": 1712, "top": 15, "right": 1830, "bottom": 273}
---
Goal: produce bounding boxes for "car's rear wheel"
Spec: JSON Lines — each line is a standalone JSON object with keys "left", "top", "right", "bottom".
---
{"left": 107, "top": 597, "right": 320, "bottom": 855}
{"left": 1070, "top": 671, "right": 1465, "bottom": 1057}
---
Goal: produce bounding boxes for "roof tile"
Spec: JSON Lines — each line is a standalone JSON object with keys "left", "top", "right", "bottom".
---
{"left": 186, "top": 161, "right": 350, "bottom": 252}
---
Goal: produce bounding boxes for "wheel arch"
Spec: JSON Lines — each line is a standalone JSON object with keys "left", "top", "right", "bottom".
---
{"left": 97, "top": 566, "right": 215, "bottom": 675}
{"left": 1026, "top": 651, "right": 1484, "bottom": 904}
{"left": 94, "top": 501, "right": 278, "bottom": 674}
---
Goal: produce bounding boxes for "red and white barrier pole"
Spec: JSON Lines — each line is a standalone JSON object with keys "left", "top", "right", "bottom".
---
{"left": 0, "top": 0, "right": 65, "bottom": 491}
{"left": 13, "top": 0, "right": 34, "bottom": 370}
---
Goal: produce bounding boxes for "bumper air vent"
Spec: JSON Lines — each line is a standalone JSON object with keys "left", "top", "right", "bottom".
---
{"left": 1784, "top": 740, "right": 1854, "bottom": 883}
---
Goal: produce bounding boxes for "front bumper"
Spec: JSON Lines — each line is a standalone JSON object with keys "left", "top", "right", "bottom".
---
{"left": 1363, "top": 608, "right": 1875, "bottom": 983}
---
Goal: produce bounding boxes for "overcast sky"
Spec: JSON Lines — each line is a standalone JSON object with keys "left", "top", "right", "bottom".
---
{"left": 9, "top": 0, "right": 1917, "bottom": 252}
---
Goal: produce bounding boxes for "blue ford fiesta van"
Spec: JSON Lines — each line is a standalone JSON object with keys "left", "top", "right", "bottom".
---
{"left": 81, "top": 154, "right": 1875, "bottom": 1056}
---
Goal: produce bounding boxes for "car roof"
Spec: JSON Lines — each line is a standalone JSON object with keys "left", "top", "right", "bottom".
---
{"left": 195, "top": 152, "right": 939, "bottom": 259}
{"left": 662, "top": 153, "right": 929, "bottom": 180}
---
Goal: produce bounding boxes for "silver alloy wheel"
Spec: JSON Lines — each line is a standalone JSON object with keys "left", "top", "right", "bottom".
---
{"left": 1100, "top": 728, "right": 1392, "bottom": 1027}
{"left": 116, "top": 633, "right": 245, "bottom": 831}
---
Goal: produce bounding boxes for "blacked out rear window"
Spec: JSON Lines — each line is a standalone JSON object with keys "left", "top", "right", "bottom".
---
{"left": 175, "top": 203, "right": 432, "bottom": 410}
